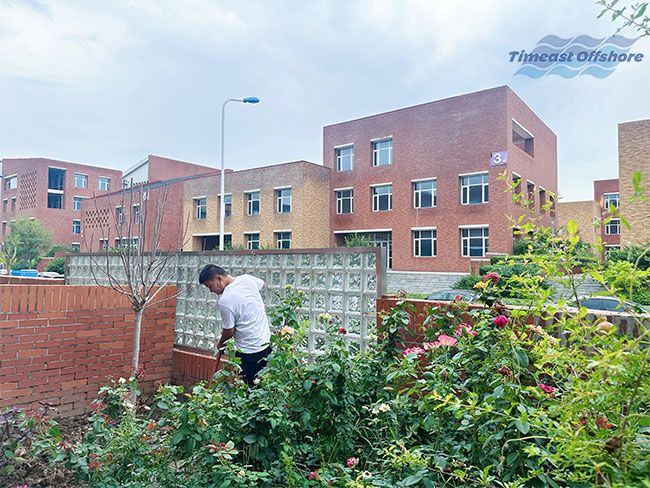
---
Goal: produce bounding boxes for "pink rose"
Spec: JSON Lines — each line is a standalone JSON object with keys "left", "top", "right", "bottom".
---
{"left": 346, "top": 457, "right": 358, "bottom": 468}
{"left": 484, "top": 271, "right": 500, "bottom": 284}
{"left": 423, "top": 341, "right": 440, "bottom": 350}
{"left": 403, "top": 346, "right": 425, "bottom": 355}
{"left": 436, "top": 334, "right": 458, "bottom": 347}
{"left": 493, "top": 315, "right": 510, "bottom": 328}
{"left": 454, "top": 294, "right": 462, "bottom": 301}
{"left": 455, "top": 323, "right": 477, "bottom": 337}
{"left": 538, "top": 383, "right": 557, "bottom": 394}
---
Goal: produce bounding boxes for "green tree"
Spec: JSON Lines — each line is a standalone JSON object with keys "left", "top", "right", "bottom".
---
{"left": 5, "top": 219, "right": 53, "bottom": 265}
{"left": 597, "top": 1, "right": 650, "bottom": 36}
{"left": 45, "top": 257, "right": 65, "bottom": 275}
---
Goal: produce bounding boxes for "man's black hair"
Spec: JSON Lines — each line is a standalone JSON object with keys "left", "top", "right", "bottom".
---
{"left": 199, "top": 264, "right": 228, "bottom": 284}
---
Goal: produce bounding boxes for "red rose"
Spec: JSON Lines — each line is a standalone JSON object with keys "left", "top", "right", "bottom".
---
{"left": 493, "top": 315, "right": 510, "bottom": 328}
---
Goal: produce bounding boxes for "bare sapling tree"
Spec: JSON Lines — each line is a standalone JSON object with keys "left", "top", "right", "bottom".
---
{"left": 82, "top": 180, "right": 187, "bottom": 376}
{"left": 0, "top": 241, "right": 18, "bottom": 275}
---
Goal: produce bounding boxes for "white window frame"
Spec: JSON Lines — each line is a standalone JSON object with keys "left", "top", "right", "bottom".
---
{"left": 223, "top": 193, "right": 232, "bottom": 217}
{"left": 116, "top": 206, "right": 125, "bottom": 225}
{"left": 99, "top": 238, "right": 109, "bottom": 251}
{"left": 335, "top": 188, "right": 354, "bottom": 214}
{"left": 73, "top": 196, "right": 85, "bottom": 211}
{"left": 246, "top": 191, "right": 260, "bottom": 216}
{"left": 98, "top": 177, "right": 111, "bottom": 191}
{"left": 460, "top": 172, "right": 489, "bottom": 205}
{"left": 133, "top": 204, "right": 142, "bottom": 224}
{"left": 4, "top": 175, "right": 17, "bottom": 190}
{"left": 73, "top": 173, "right": 88, "bottom": 189}
{"left": 603, "top": 192, "right": 619, "bottom": 210}
{"left": 372, "top": 138, "right": 393, "bottom": 166}
{"left": 194, "top": 197, "right": 207, "bottom": 220}
{"left": 72, "top": 219, "right": 81, "bottom": 234}
{"left": 412, "top": 227, "right": 437, "bottom": 257}
{"left": 276, "top": 187, "right": 292, "bottom": 213}
{"left": 245, "top": 232, "right": 260, "bottom": 250}
{"left": 335, "top": 145, "right": 354, "bottom": 172}
{"left": 604, "top": 245, "right": 621, "bottom": 254}
{"left": 275, "top": 231, "right": 292, "bottom": 249}
{"left": 71, "top": 243, "right": 81, "bottom": 252}
{"left": 413, "top": 178, "right": 437, "bottom": 208}
{"left": 460, "top": 225, "right": 489, "bottom": 257}
{"left": 371, "top": 183, "right": 392, "bottom": 212}
{"left": 605, "top": 218, "right": 620, "bottom": 235}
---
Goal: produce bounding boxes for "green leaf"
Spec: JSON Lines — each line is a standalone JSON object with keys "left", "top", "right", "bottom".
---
{"left": 171, "top": 430, "right": 185, "bottom": 446}
{"left": 4, "top": 450, "right": 14, "bottom": 460}
{"left": 243, "top": 434, "right": 257, "bottom": 444}
{"left": 515, "top": 419, "right": 530, "bottom": 434}
{"left": 403, "top": 473, "right": 424, "bottom": 485}
{"left": 493, "top": 385, "right": 504, "bottom": 398}
{"left": 303, "top": 380, "right": 312, "bottom": 391}
{"left": 48, "top": 425, "right": 62, "bottom": 439}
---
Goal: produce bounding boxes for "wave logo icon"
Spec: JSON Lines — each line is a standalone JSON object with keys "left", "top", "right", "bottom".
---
{"left": 510, "top": 35, "right": 643, "bottom": 78}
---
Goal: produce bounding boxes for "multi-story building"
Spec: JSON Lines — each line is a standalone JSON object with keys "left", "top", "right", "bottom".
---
{"left": 619, "top": 119, "right": 650, "bottom": 246}
{"left": 323, "top": 86, "right": 557, "bottom": 271}
{"left": 594, "top": 178, "right": 620, "bottom": 252}
{"left": 0, "top": 157, "right": 122, "bottom": 250}
{"left": 82, "top": 155, "right": 218, "bottom": 252}
{"left": 557, "top": 118, "right": 649, "bottom": 257}
{"left": 182, "top": 160, "right": 330, "bottom": 251}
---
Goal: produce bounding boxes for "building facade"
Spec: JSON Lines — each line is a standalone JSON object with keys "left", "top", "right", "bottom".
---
{"left": 594, "top": 178, "right": 620, "bottom": 252}
{"left": 556, "top": 200, "right": 597, "bottom": 247}
{"left": 323, "top": 86, "right": 557, "bottom": 272}
{"left": 619, "top": 119, "right": 650, "bottom": 246}
{"left": 122, "top": 154, "right": 216, "bottom": 186}
{"left": 182, "top": 160, "right": 330, "bottom": 251}
{"left": 0, "top": 157, "right": 121, "bottom": 250}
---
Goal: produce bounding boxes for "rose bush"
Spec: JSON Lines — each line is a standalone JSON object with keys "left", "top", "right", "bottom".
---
{"left": 15, "top": 221, "right": 650, "bottom": 486}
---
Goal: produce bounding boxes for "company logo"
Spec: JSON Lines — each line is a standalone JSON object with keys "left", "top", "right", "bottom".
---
{"left": 510, "top": 35, "right": 642, "bottom": 78}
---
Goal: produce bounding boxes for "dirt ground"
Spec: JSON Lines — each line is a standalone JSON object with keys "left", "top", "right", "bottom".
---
{"left": 1, "top": 415, "right": 87, "bottom": 488}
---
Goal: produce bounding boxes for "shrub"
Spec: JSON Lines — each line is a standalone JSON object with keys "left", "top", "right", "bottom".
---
{"left": 45, "top": 258, "right": 65, "bottom": 275}
{"left": 607, "top": 242, "right": 650, "bottom": 271}
{"left": 452, "top": 274, "right": 481, "bottom": 290}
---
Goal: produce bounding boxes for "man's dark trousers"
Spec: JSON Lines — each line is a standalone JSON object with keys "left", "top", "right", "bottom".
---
{"left": 236, "top": 346, "right": 271, "bottom": 387}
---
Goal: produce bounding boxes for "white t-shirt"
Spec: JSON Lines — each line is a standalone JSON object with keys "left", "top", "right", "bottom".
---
{"left": 216, "top": 274, "right": 270, "bottom": 354}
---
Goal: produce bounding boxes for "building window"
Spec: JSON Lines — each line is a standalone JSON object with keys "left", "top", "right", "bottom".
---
{"left": 539, "top": 188, "right": 547, "bottom": 212}
{"left": 605, "top": 245, "right": 621, "bottom": 255}
{"left": 460, "top": 173, "right": 489, "bottom": 205}
{"left": 245, "top": 233, "right": 260, "bottom": 250}
{"left": 194, "top": 198, "right": 207, "bottom": 219}
{"left": 224, "top": 194, "right": 232, "bottom": 217}
{"left": 116, "top": 207, "right": 125, "bottom": 225}
{"left": 47, "top": 193, "right": 63, "bottom": 209}
{"left": 72, "top": 220, "right": 81, "bottom": 234}
{"left": 336, "top": 145, "right": 354, "bottom": 172}
{"left": 2, "top": 200, "right": 7, "bottom": 213}
{"left": 133, "top": 204, "right": 141, "bottom": 224}
{"left": 73, "top": 196, "right": 83, "bottom": 211}
{"left": 372, "top": 138, "right": 392, "bottom": 166}
{"left": 512, "top": 119, "right": 534, "bottom": 157}
{"left": 526, "top": 181, "right": 535, "bottom": 208}
{"left": 605, "top": 218, "right": 620, "bottom": 235}
{"left": 276, "top": 188, "right": 292, "bottom": 213}
{"left": 372, "top": 184, "right": 392, "bottom": 212}
{"left": 413, "top": 229, "right": 437, "bottom": 257}
{"left": 461, "top": 227, "right": 489, "bottom": 257}
{"left": 246, "top": 191, "right": 260, "bottom": 216}
{"left": 98, "top": 177, "right": 111, "bottom": 191}
{"left": 99, "top": 239, "right": 109, "bottom": 251}
{"left": 603, "top": 192, "right": 619, "bottom": 210}
{"left": 73, "top": 173, "right": 88, "bottom": 188}
{"left": 10, "top": 198, "right": 16, "bottom": 212}
{"left": 116, "top": 237, "right": 138, "bottom": 249}
{"left": 335, "top": 189, "right": 354, "bottom": 214}
{"left": 48, "top": 168, "right": 65, "bottom": 190}
{"left": 276, "top": 231, "right": 292, "bottom": 249}
{"left": 1, "top": 222, "right": 6, "bottom": 235}
{"left": 4, "top": 175, "right": 17, "bottom": 191}
{"left": 413, "top": 179, "right": 437, "bottom": 208}
{"left": 71, "top": 243, "right": 81, "bottom": 252}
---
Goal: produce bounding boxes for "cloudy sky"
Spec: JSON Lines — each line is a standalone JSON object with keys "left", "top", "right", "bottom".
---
{"left": 1, "top": 0, "right": 648, "bottom": 201}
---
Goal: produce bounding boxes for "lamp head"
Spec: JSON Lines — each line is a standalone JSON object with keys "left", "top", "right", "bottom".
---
{"left": 242, "top": 96, "right": 260, "bottom": 104}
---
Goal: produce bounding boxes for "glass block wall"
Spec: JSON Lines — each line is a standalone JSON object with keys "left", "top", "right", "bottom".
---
{"left": 66, "top": 248, "right": 386, "bottom": 355}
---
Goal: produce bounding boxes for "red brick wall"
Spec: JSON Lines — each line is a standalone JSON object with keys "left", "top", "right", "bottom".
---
{"left": 0, "top": 276, "right": 63, "bottom": 285}
{"left": 593, "top": 178, "right": 620, "bottom": 248}
{"left": 323, "top": 86, "right": 557, "bottom": 272}
{"left": 0, "top": 158, "right": 121, "bottom": 247}
{"left": 0, "top": 285, "right": 176, "bottom": 417}
{"left": 171, "top": 347, "right": 224, "bottom": 389}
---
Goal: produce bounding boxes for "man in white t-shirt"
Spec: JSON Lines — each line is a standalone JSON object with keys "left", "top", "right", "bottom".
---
{"left": 199, "top": 264, "right": 271, "bottom": 386}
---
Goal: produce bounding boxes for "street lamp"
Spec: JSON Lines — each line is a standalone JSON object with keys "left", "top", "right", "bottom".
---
{"left": 219, "top": 96, "right": 260, "bottom": 251}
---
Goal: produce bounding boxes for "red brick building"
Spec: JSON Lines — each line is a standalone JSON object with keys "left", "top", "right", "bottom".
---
{"left": 0, "top": 158, "right": 122, "bottom": 250}
{"left": 323, "top": 86, "right": 557, "bottom": 272}
{"left": 593, "top": 178, "right": 620, "bottom": 252}
{"left": 82, "top": 156, "right": 220, "bottom": 252}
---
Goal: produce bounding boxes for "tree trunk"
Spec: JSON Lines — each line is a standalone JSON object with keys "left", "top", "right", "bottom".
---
{"left": 132, "top": 307, "right": 143, "bottom": 373}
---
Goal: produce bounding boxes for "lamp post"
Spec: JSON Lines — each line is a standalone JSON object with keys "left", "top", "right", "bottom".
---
{"left": 219, "top": 96, "right": 260, "bottom": 251}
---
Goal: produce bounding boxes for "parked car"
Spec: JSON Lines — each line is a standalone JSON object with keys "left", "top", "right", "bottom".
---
{"left": 426, "top": 289, "right": 477, "bottom": 302}
{"left": 568, "top": 296, "right": 648, "bottom": 314}
{"left": 38, "top": 271, "right": 65, "bottom": 279}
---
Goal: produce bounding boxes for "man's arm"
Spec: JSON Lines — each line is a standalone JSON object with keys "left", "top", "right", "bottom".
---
{"left": 251, "top": 275, "right": 265, "bottom": 291}
{"left": 215, "top": 306, "right": 236, "bottom": 355}
{"left": 215, "top": 327, "right": 235, "bottom": 352}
